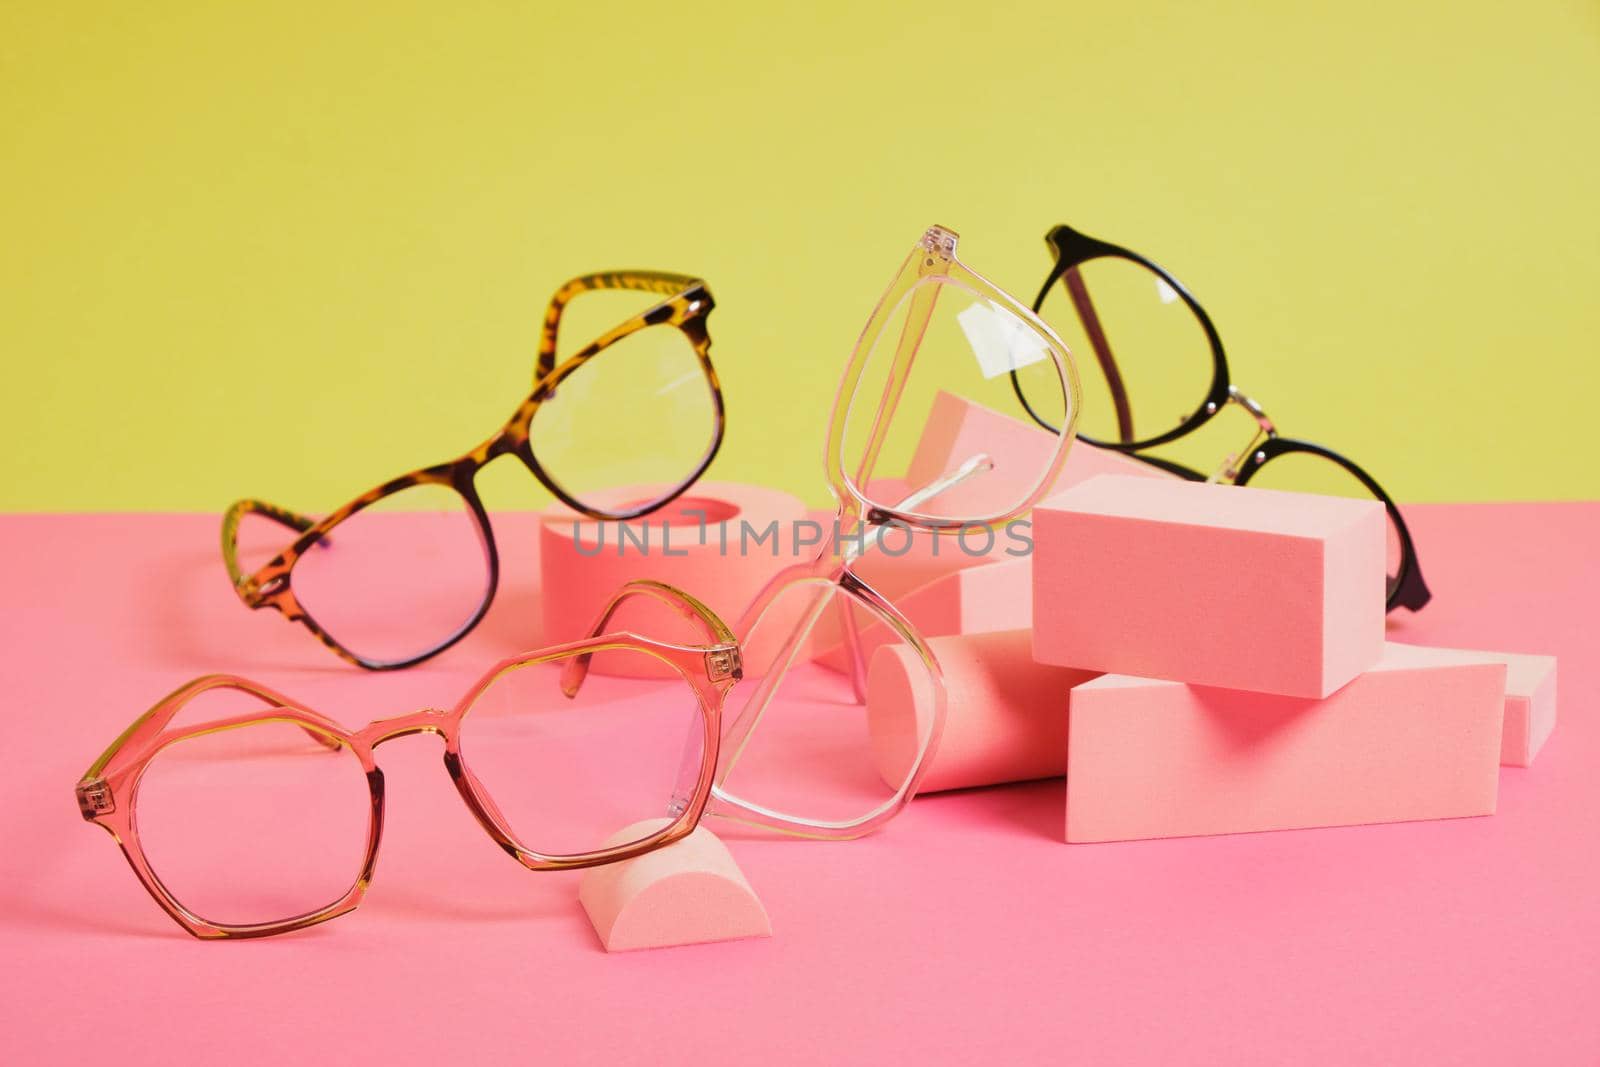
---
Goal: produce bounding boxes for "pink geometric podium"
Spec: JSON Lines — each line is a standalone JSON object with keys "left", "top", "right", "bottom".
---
{"left": 1034, "top": 474, "right": 1387, "bottom": 699}
{"left": 1065, "top": 643, "right": 1507, "bottom": 842}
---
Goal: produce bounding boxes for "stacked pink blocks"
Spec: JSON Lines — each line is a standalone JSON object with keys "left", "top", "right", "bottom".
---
{"left": 1033, "top": 474, "right": 1554, "bottom": 842}
{"left": 863, "top": 399, "right": 1558, "bottom": 843}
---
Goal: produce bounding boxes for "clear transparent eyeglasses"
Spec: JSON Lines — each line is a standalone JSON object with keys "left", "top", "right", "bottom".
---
{"left": 74, "top": 581, "right": 741, "bottom": 939}
{"left": 569, "top": 226, "right": 1082, "bottom": 838}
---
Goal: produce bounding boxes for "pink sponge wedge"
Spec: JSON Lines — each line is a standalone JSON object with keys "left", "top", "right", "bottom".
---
{"left": 1065, "top": 643, "right": 1507, "bottom": 843}
{"left": 578, "top": 819, "right": 771, "bottom": 952}
{"left": 1033, "top": 474, "right": 1386, "bottom": 699}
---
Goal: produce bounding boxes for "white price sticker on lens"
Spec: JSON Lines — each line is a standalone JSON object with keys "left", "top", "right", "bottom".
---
{"left": 956, "top": 300, "right": 1049, "bottom": 380}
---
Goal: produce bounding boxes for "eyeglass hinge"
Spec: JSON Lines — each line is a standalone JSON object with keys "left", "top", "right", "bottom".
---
{"left": 704, "top": 647, "right": 742, "bottom": 683}
{"left": 918, "top": 225, "right": 958, "bottom": 262}
{"left": 237, "top": 574, "right": 286, "bottom": 606}
{"left": 77, "top": 778, "right": 114, "bottom": 819}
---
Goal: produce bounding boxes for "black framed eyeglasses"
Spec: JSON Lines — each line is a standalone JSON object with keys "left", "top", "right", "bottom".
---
{"left": 1010, "top": 223, "right": 1431, "bottom": 613}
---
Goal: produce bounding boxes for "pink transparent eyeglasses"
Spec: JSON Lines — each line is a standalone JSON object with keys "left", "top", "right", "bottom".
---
{"left": 74, "top": 581, "right": 740, "bottom": 939}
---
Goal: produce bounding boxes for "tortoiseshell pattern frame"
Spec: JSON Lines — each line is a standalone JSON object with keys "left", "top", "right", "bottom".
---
{"left": 1011, "top": 223, "right": 1431, "bottom": 613}
{"left": 222, "top": 271, "right": 727, "bottom": 669}
{"left": 75, "top": 581, "right": 741, "bottom": 940}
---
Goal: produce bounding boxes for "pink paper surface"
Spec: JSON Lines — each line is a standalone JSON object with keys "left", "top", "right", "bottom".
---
{"left": 2, "top": 504, "right": 1598, "bottom": 1064}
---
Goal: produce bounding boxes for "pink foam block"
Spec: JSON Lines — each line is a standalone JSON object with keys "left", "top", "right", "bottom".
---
{"left": 577, "top": 819, "right": 771, "bottom": 952}
{"left": 1497, "top": 654, "right": 1558, "bottom": 767}
{"left": 1391, "top": 643, "right": 1558, "bottom": 767}
{"left": 869, "top": 629, "right": 1099, "bottom": 794}
{"left": 1033, "top": 474, "right": 1386, "bottom": 698}
{"left": 1065, "top": 643, "right": 1507, "bottom": 843}
{"left": 895, "top": 556, "right": 1034, "bottom": 639}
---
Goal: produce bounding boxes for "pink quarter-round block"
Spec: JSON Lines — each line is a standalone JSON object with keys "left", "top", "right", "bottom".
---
{"left": 869, "top": 629, "right": 1100, "bottom": 794}
{"left": 1033, "top": 474, "right": 1386, "bottom": 698}
{"left": 577, "top": 819, "right": 771, "bottom": 952}
{"left": 1065, "top": 643, "right": 1507, "bottom": 843}
{"left": 1391, "top": 643, "right": 1558, "bottom": 767}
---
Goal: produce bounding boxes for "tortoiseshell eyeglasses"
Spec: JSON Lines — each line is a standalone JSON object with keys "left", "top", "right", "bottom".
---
{"left": 76, "top": 580, "right": 741, "bottom": 940}
{"left": 222, "top": 271, "right": 727, "bottom": 669}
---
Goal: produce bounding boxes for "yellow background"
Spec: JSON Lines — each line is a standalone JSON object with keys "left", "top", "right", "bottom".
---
{"left": 4, "top": 1, "right": 1597, "bottom": 512}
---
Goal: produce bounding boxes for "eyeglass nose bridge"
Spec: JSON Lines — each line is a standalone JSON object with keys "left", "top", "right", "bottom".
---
{"left": 1209, "top": 385, "right": 1279, "bottom": 483}
{"left": 1227, "top": 384, "right": 1276, "bottom": 436}
{"left": 359, "top": 708, "right": 452, "bottom": 749}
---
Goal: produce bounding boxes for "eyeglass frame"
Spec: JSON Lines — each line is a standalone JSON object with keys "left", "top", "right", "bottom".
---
{"left": 1012, "top": 223, "right": 1431, "bottom": 613}
{"left": 221, "top": 270, "right": 728, "bottom": 670}
{"left": 565, "top": 226, "right": 1082, "bottom": 839}
{"left": 75, "top": 579, "right": 741, "bottom": 940}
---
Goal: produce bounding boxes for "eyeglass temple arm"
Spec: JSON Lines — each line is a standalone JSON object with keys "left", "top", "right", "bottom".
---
{"left": 534, "top": 270, "right": 706, "bottom": 389}
{"left": 1060, "top": 266, "right": 1135, "bottom": 444}
{"left": 221, "top": 498, "right": 323, "bottom": 591}
{"left": 888, "top": 452, "right": 994, "bottom": 520}
{"left": 559, "top": 579, "right": 737, "bottom": 698}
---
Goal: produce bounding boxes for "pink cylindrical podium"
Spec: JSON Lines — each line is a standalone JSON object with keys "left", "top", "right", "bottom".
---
{"left": 868, "top": 628, "right": 1099, "bottom": 794}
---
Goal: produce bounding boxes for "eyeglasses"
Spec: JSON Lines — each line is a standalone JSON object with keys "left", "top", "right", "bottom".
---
{"left": 1010, "top": 224, "right": 1430, "bottom": 613}
{"left": 565, "top": 227, "right": 1081, "bottom": 837}
{"left": 222, "top": 271, "right": 727, "bottom": 670}
{"left": 75, "top": 580, "right": 741, "bottom": 939}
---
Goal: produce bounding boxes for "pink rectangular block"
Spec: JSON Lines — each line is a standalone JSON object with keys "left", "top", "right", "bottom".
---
{"left": 1066, "top": 643, "right": 1506, "bottom": 842}
{"left": 1033, "top": 474, "right": 1386, "bottom": 698}
{"left": 1391, "top": 643, "right": 1558, "bottom": 767}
